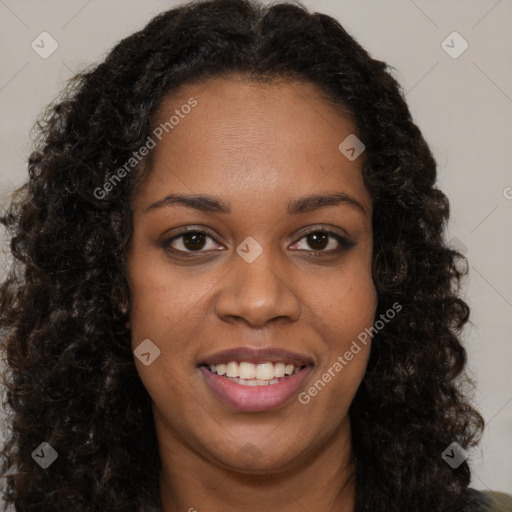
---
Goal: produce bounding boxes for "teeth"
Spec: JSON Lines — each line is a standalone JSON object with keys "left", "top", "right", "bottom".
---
{"left": 255, "top": 362, "right": 274, "bottom": 380}
{"left": 239, "top": 362, "right": 256, "bottom": 379}
{"left": 208, "top": 361, "right": 301, "bottom": 380}
{"left": 274, "top": 363, "right": 286, "bottom": 377}
{"left": 226, "top": 361, "right": 239, "bottom": 378}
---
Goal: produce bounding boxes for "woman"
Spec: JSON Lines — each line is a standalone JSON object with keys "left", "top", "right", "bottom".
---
{"left": 0, "top": 0, "right": 510, "bottom": 510}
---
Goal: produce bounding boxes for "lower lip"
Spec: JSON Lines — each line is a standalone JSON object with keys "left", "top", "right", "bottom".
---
{"left": 199, "top": 365, "right": 313, "bottom": 412}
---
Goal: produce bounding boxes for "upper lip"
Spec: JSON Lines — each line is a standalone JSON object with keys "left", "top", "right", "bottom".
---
{"left": 200, "top": 347, "right": 314, "bottom": 367}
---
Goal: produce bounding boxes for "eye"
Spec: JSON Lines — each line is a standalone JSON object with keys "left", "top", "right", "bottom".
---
{"left": 291, "top": 229, "right": 354, "bottom": 255}
{"left": 161, "top": 228, "right": 223, "bottom": 254}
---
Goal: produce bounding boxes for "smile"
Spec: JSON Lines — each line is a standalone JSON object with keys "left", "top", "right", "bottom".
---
{"left": 198, "top": 346, "right": 314, "bottom": 411}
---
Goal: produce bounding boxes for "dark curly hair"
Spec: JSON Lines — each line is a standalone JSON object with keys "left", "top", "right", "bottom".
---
{"left": 0, "top": 0, "right": 485, "bottom": 510}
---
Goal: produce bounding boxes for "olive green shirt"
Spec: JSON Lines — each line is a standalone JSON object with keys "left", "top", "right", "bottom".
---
{"left": 484, "top": 491, "right": 512, "bottom": 511}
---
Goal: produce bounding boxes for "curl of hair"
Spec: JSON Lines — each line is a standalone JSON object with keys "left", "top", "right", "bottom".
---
{"left": 0, "top": 1, "right": 484, "bottom": 510}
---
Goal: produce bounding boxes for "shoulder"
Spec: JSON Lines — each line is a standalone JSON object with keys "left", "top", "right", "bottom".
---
{"left": 482, "top": 490, "right": 512, "bottom": 511}
{"left": 463, "top": 488, "right": 512, "bottom": 511}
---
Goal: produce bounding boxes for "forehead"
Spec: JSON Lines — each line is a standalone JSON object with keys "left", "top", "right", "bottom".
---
{"left": 134, "top": 76, "right": 371, "bottom": 215}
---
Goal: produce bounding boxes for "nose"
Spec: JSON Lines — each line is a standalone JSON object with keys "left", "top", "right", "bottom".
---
{"left": 215, "top": 250, "right": 301, "bottom": 328}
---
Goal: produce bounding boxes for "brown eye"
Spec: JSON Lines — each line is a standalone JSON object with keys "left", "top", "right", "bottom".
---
{"left": 292, "top": 230, "right": 354, "bottom": 254}
{"left": 182, "top": 232, "right": 207, "bottom": 251}
{"left": 305, "top": 232, "right": 329, "bottom": 251}
{"left": 161, "top": 229, "right": 222, "bottom": 254}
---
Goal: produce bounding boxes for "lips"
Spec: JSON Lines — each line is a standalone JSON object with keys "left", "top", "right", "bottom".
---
{"left": 198, "top": 346, "right": 314, "bottom": 412}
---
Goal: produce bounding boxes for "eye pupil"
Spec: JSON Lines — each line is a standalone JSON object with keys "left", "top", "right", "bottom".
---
{"left": 184, "top": 233, "right": 206, "bottom": 251}
{"left": 307, "top": 232, "right": 328, "bottom": 250}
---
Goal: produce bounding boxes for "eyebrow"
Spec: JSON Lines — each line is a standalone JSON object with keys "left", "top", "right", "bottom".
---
{"left": 144, "top": 192, "right": 367, "bottom": 216}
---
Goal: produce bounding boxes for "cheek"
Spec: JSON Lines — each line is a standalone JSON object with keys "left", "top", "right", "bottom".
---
{"left": 337, "top": 275, "right": 377, "bottom": 336}
{"left": 126, "top": 248, "right": 211, "bottom": 344}
{"left": 315, "top": 248, "right": 377, "bottom": 336}
{"left": 323, "top": 282, "right": 376, "bottom": 368}
{"left": 309, "top": 256, "right": 377, "bottom": 391}
{"left": 299, "top": 282, "right": 376, "bottom": 422}
{"left": 126, "top": 255, "right": 201, "bottom": 409}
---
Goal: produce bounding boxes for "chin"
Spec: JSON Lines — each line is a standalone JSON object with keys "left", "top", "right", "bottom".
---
{"left": 204, "top": 440, "right": 305, "bottom": 474}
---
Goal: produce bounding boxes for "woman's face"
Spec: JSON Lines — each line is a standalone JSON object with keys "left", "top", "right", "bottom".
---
{"left": 126, "top": 76, "right": 377, "bottom": 473}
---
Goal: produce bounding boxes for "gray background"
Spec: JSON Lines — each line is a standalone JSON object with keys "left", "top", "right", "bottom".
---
{"left": 0, "top": 0, "right": 511, "bottom": 495}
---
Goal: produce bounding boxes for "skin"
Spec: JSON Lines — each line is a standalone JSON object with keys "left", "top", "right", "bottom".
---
{"left": 126, "top": 75, "right": 377, "bottom": 512}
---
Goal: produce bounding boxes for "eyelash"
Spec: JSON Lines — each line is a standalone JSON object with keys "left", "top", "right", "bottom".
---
{"left": 161, "top": 227, "right": 354, "bottom": 258}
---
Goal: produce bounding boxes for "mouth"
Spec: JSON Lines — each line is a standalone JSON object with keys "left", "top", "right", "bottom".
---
{"left": 198, "top": 347, "right": 314, "bottom": 412}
